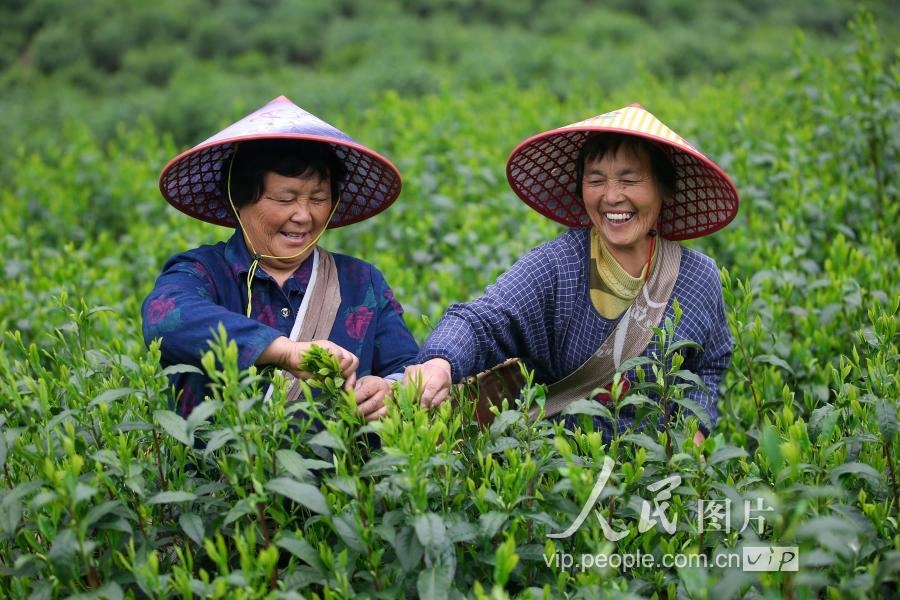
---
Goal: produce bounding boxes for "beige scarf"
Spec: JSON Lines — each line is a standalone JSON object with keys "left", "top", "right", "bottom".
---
{"left": 263, "top": 247, "right": 342, "bottom": 403}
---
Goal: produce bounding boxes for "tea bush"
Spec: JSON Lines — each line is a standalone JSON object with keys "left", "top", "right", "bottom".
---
{"left": 1, "top": 13, "right": 898, "bottom": 600}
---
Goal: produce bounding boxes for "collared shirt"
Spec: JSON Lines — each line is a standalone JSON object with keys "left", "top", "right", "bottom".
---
{"left": 142, "top": 230, "right": 419, "bottom": 415}
{"left": 416, "top": 227, "right": 733, "bottom": 437}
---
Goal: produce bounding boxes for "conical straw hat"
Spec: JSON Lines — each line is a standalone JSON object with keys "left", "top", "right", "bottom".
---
{"left": 506, "top": 104, "right": 739, "bottom": 240}
{"left": 159, "top": 95, "right": 402, "bottom": 228}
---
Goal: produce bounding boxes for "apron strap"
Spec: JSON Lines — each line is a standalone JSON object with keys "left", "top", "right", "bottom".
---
{"left": 539, "top": 238, "right": 682, "bottom": 418}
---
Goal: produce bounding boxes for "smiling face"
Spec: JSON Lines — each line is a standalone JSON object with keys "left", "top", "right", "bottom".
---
{"left": 238, "top": 171, "right": 334, "bottom": 277}
{"left": 581, "top": 145, "right": 665, "bottom": 271}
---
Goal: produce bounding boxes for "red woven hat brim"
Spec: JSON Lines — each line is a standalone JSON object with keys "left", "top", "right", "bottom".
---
{"left": 505, "top": 105, "right": 739, "bottom": 240}
{"left": 159, "top": 96, "right": 402, "bottom": 228}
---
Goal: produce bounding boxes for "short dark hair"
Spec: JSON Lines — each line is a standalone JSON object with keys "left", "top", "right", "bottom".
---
{"left": 223, "top": 138, "right": 347, "bottom": 208}
{"left": 575, "top": 133, "right": 676, "bottom": 199}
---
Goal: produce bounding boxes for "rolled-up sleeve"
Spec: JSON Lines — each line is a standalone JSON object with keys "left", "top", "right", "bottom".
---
{"left": 142, "top": 256, "right": 281, "bottom": 370}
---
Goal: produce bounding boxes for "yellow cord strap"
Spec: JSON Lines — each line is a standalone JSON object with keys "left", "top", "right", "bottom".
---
{"left": 224, "top": 143, "right": 342, "bottom": 317}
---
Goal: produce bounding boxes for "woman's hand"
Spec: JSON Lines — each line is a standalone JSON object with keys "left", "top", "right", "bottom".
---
{"left": 259, "top": 336, "right": 359, "bottom": 391}
{"left": 353, "top": 375, "right": 393, "bottom": 421}
{"left": 403, "top": 358, "right": 452, "bottom": 408}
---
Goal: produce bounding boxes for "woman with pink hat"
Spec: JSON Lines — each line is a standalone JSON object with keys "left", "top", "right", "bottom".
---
{"left": 405, "top": 104, "right": 738, "bottom": 441}
{"left": 142, "top": 96, "right": 418, "bottom": 420}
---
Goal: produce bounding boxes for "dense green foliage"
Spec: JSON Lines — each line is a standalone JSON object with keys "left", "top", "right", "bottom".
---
{"left": 1, "top": 3, "right": 898, "bottom": 599}
{"left": 1, "top": 0, "right": 898, "bottom": 160}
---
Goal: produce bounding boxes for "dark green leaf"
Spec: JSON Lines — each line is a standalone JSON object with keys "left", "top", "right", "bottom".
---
{"left": 99, "top": 516, "right": 133, "bottom": 536}
{"left": 394, "top": 525, "right": 425, "bottom": 572}
{"left": 146, "top": 491, "right": 197, "bottom": 505}
{"left": 162, "top": 364, "right": 204, "bottom": 376}
{"left": 622, "top": 433, "right": 666, "bottom": 457}
{"left": 708, "top": 445, "right": 749, "bottom": 466}
{"left": 89, "top": 387, "right": 137, "bottom": 408}
{"left": 204, "top": 429, "right": 235, "bottom": 454}
{"left": 875, "top": 398, "right": 897, "bottom": 443}
{"left": 809, "top": 404, "right": 839, "bottom": 441}
{"left": 84, "top": 582, "right": 125, "bottom": 600}
{"left": 265, "top": 478, "right": 330, "bottom": 515}
{"left": 47, "top": 529, "right": 78, "bottom": 562}
{"left": 47, "top": 409, "right": 77, "bottom": 430}
{"left": 114, "top": 421, "right": 154, "bottom": 433}
{"left": 332, "top": 510, "right": 366, "bottom": 553}
{"left": 446, "top": 519, "right": 478, "bottom": 543}
{"left": 417, "top": 561, "right": 454, "bottom": 600}
{"left": 186, "top": 400, "right": 220, "bottom": 429}
{"left": 753, "top": 354, "right": 794, "bottom": 375}
{"left": 829, "top": 462, "right": 884, "bottom": 486}
{"left": 237, "top": 397, "right": 259, "bottom": 416}
{"left": 326, "top": 475, "right": 357, "bottom": 497}
{"left": 478, "top": 512, "right": 507, "bottom": 540}
{"left": 671, "top": 395, "right": 713, "bottom": 431}
{"left": 300, "top": 458, "right": 336, "bottom": 471}
{"left": 0, "top": 494, "right": 24, "bottom": 534}
{"left": 179, "top": 513, "right": 204, "bottom": 546}
{"left": 796, "top": 516, "right": 863, "bottom": 558}
{"left": 308, "top": 430, "right": 345, "bottom": 452}
{"left": 415, "top": 512, "right": 449, "bottom": 552}
{"left": 489, "top": 410, "right": 523, "bottom": 436}
{"left": 74, "top": 483, "right": 97, "bottom": 505}
{"left": 224, "top": 499, "right": 257, "bottom": 525}
{"left": 760, "top": 426, "right": 783, "bottom": 473}
{"left": 83, "top": 500, "right": 123, "bottom": 529}
{"left": 153, "top": 409, "right": 192, "bottom": 447}
{"left": 277, "top": 449, "right": 315, "bottom": 481}
{"left": 710, "top": 567, "right": 757, "bottom": 599}
{"left": 671, "top": 370, "right": 709, "bottom": 391}
{"left": 561, "top": 398, "right": 614, "bottom": 420}
{"left": 615, "top": 394, "right": 658, "bottom": 411}
{"left": 619, "top": 356, "right": 655, "bottom": 372}
{"left": 360, "top": 453, "right": 408, "bottom": 476}
{"left": 485, "top": 436, "right": 520, "bottom": 454}
{"left": 32, "top": 491, "right": 58, "bottom": 511}
{"left": 665, "top": 339, "right": 703, "bottom": 357}
{"left": 276, "top": 535, "right": 328, "bottom": 575}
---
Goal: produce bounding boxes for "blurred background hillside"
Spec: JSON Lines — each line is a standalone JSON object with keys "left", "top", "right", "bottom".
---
{"left": 2, "top": 0, "right": 896, "bottom": 159}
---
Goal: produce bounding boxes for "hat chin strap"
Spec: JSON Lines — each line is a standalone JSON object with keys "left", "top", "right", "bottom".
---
{"left": 225, "top": 144, "right": 341, "bottom": 317}
{"left": 644, "top": 228, "right": 658, "bottom": 283}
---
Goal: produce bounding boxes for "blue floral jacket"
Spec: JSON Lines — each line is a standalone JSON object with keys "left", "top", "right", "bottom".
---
{"left": 142, "top": 230, "right": 419, "bottom": 415}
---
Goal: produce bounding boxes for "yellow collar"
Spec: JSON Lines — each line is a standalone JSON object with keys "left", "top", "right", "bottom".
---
{"left": 589, "top": 228, "right": 656, "bottom": 319}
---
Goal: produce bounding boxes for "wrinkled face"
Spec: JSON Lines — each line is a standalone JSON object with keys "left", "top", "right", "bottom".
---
{"left": 238, "top": 171, "right": 333, "bottom": 271}
{"left": 581, "top": 146, "right": 664, "bottom": 257}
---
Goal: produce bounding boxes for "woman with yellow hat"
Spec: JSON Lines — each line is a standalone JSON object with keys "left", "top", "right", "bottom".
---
{"left": 405, "top": 104, "right": 738, "bottom": 440}
{"left": 142, "top": 96, "right": 418, "bottom": 420}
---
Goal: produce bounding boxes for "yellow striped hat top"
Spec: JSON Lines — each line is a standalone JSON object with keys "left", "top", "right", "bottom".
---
{"left": 506, "top": 104, "right": 739, "bottom": 240}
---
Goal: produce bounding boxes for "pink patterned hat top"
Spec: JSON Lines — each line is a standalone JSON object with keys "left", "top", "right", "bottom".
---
{"left": 506, "top": 104, "right": 739, "bottom": 240}
{"left": 159, "top": 95, "right": 402, "bottom": 228}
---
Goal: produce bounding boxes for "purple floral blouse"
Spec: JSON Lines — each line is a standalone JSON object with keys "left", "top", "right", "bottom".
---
{"left": 142, "top": 230, "right": 419, "bottom": 415}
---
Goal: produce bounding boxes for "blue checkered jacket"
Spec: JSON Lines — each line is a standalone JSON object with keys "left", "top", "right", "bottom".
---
{"left": 416, "top": 227, "right": 733, "bottom": 435}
